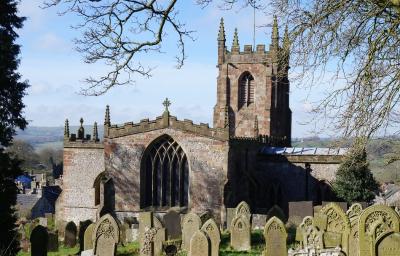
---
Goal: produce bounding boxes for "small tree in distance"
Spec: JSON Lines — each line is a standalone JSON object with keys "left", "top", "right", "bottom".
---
{"left": 333, "top": 139, "right": 379, "bottom": 204}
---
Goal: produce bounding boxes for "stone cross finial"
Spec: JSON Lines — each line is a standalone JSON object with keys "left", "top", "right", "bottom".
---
{"left": 78, "top": 118, "right": 85, "bottom": 140}
{"left": 163, "top": 98, "right": 171, "bottom": 112}
{"left": 232, "top": 28, "right": 239, "bottom": 49}
{"left": 104, "top": 105, "right": 110, "bottom": 126}
{"left": 64, "top": 119, "right": 69, "bottom": 138}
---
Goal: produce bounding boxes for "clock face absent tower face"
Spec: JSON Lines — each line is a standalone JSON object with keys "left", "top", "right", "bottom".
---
{"left": 213, "top": 17, "right": 291, "bottom": 144}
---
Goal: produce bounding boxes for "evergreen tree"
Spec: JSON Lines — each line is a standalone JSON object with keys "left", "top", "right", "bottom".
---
{"left": 333, "top": 142, "right": 379, "bottom": 204}
{"left": 0, "top": 0, "right": 29, "bottom": 255}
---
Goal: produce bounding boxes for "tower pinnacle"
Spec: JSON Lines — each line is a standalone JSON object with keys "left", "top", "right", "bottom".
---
{"left": 232, "top": 28, "right": 239, "bottom": 50}
{"left": 64, "top": 119, "right": 69, "bottom": 139}
{"left": 104, "top": 105, "right": 110, "bottom": 126}
{"left": 272, "top": 15, "right": 279, "bottom": 48}
{"left": 218, "top": 18, "right": 226, "bottom": 42}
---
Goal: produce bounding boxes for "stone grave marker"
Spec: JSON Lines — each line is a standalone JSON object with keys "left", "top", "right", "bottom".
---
{"left": 39, "top": 217, "right": 47, "bottom": 227}
{"left": 92, "top": 214, "right": 120, "bottom": 256}
{"left": 288, "top": 201, "right": 313, "bottom": 226}
{"left": 263, "top": 216, "right": 287, "bottom": 256}
{"left": 153, "top": 216, "right": 165, "bottom": 256}
{"left": 235, "top": 201, "right": 251, "bottom": 222}
{"left": 225, "top": 208, "right": 235, "bottom": 231}
{"left": 230, "top": 214, "right": 251, "bottom": 251}
{"left": 201, "top": 219, "right": 220, "bottom": 256}
{"left": 84, "top": 223, "right": 95, "bottom": 250}
{"left": 199, "top": 211, "right": 212, "bottom": 224}
{"left": 139, "top": 211, "right": 153, "bottom": 248}
{"left": 359, "top": 204, "right": 400, "bottom": 256}
{"left": 189, "top": 230, "right": 210, "bottom": 256}
{"left": 139, "top": 213, "right": 166, "bottom": 256}
{"left": 79, "top": 220, "right": 93, "bottom": 252}
{"left": 64, "top": 221, "right": 77, "bottom": 247}
{"left": 163, "top": 209, "right": 181, "bottom": 240}
{"left": 266, "top": 205, "right": 286, "bottom": 222}
{"left": 376, "top": 232, "right": 400, "bottom": 256}
{"left": 47, "top": 230, "right": 59, "bottom": 252}
{"left": 182, "top": 212, "right": 202, "bottom": 251}
{"left": 81, "top": 249, "right": 94, "bottom": 256}
{"left": 251, "top": 214, "right": 267, "bottom": 230}
{"left": 346, "top": 203, "right": 363, "bottom": 256}
{"left": 30, "top": 225, "right": 48, "bottom": 256}
{"left": 322, "top": 201, "right": 347, "bottom": 212}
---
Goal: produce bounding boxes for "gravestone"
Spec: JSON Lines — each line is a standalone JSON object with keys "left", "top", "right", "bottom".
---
{"left": 64, "top": 221, "right": 77, "bottom": 247}
{"left": 359, "top": 205, "right": 400, "bottom": 256}
{"left": 152, "top": 216, "right": 165, "bottom": 256}
{"left": 92, "top": 214, "right": 120, "bottom": 256}
{"left": 139, "top": 213, "right": 166, "bottom": 256}
{"left": 81, "top": 249, "right": 94, "bottom": 256}
{"left": 189, "top": 230, "right": 210, "bottom": 256}
{"left": 251, "top": 214, "right": 267, "bottom": 230}
{"left": 319, "top": 202, "right": 350, "bottom": 255}
{"left": 263, "top": 216, "right": 287, "bottom": 256}
{"left": 376, "top": 232, "right": 400, "bottom": 256}
{"left": 30, "top": 225, "right": 48, "bottom": 256}
{"left": 84, "top": 223, "right": 95, "bottom": 250}
{"left": 163, "top": 209, "right": 181, "bottom": 240}
{"left": 230, "top": 214, "right": 251, "bottom": 251}
{"left": 225, "top": 208, "right": 235, "bottom": 231}
{"left": 201, "top": 219, "right": 220, "bottom": 256}
{"left": 288, "top": 201, "right": 313, "bottom": 226}
{"left": 47, "top": 230, "right": 59, "bottom": 252}
{"left": 79, "top": 220, "right": 93, "bottom": 252}
{"left": 235, "top": 201, "right": 251, "bottom": 222}
{"left": 182, "top": 212, "right": 202, "bottom": 251}
{"left": 266, "top": 205, "right": 286, "bottom": 223}
{"left": 346, "top": 203, "right": 363, "bottom": 256}
{"left": 56, "top": 220, "right": 67, "bottom": 241}
{"left": 139, "top": 211, "right": 153, "bottom": 249}
{"left": 39, "top": 217, "right": 47, "bottom": 227}
{"left": 322, "top": 201, "right": 347, "bottom": 212}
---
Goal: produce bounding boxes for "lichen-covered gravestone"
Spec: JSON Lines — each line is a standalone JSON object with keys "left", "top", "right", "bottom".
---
{"left": 376, "top": 232, "right": 400, "bottom": 256}
{"left": 92, "top": 214, "right": 120, "bottom": 256}
{"left": 201, "top": 219, "right": 220, "bottom": 256}
{"left": 189, "top": 230, "right": 210, "bottom": 256}
{"left": 79, "top": 220, "right": 93, "bottom": 252}
{"left": 64, "top": 221, "right": 77, "bottom": 247}
{"left": 139, "top": 213, "right": 166, "bottom": 256}
{"left": 346, "top": 203, "right": 363, "bottom": 256}
{"left": 163, "top": 209, "right": 182, "bottom": 240}
{"left": 182, "top": 212, "right": 202, "bottom": 251}
{"left": 30, "top": 225, "right": 48, "bottom": 256}
{"left": 263, "top": 216, "right": 287, "bottom": 256}
{"left": 84, "top": 223, "right": 95, "bottom": 250}
{"left": 230, "top": 215, "right": 251, "bottom": 251}
{"left": 235, "top": 201, "right": 251, "bottom": 222}
{"left": 359, "top": 204, "right": 400, "bottom": 256}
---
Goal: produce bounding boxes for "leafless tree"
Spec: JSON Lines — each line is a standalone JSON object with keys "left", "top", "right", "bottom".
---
{"left": 271, "top": 0, "right": 400, "bottom": 140}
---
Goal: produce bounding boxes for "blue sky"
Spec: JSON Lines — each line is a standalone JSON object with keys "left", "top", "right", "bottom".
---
{"left": 17, "top": 0, "right": 319, "bottom": 138}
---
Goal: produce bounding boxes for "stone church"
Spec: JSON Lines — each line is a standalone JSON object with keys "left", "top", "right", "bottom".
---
{"left": 56, "top": 18, "right": 345, "bottom": 226}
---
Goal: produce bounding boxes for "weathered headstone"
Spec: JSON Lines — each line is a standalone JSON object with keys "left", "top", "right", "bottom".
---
{"left": 346, "top": 203, "right": 363, "bottom": 256}
{"left": 189, "top": 230, "right": 210, "bottom": 256}
{"left": 79, "top": 220, "right": 93, "bottom": 252}
{"left": 139, "top": 211, "right": 153, "bottom": 250}
{"left": 235, "top": 201, "right": 251, "bottom": 221}
{"left": 30, "top": 225, "right": 48, "bottom": 256}
{"left": 359, "top": 204, "right": 400, "bottom": 256}
{"left": 251, "top": 214, "right": 267, "bottom": 230}
{"left": 182, "top": 212, "right": 202, "bottom": 251}
{"left": 201, "top": 219, "right": 220, "bottom": 256}
{"left": 376, "top": 232, "right": 400, "bottom": 256}
{"left": 230, "top": 214, "right": 251, "bottom": 251}
{"left": 47, "top": 230, "right": 59, "bottom": 252}
{"left": 322, "top": 201, "right": 347, "bottom": 212}
{"left": 84, "top": 223, "right": 95, "bottom": 250}
{"left": 92, "top": 214, "right": 120, "bottom": 256}
{"left": 152, "top": 216, "right": 165, "bottom": 256}
{"left": 81, "top": 249, "right": 94, "bottom": 256}
{"left": 225, "top": 208, "right": 235, "bottom": 231}
{"left": 263, "top": 216, "right": 287, "bottom": 256}
{"left": 139, "top": 213, "right": 166, "bottom": 256}
{"left": 288, "top": 201, "right": 313, "bottom": 226}
{"left": 39, "top": 217, "right": 48, "bottom": 227}
{"left": 163, "top": 209, "right": 181, "bottom": 240}
{"left": 64, "top": 221, "right": 77, "bottom": 247}
{"left": 266, "top": 205, "right": 286, "bottom": 223}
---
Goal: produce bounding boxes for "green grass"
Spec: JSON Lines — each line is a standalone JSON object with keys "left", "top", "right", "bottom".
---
{"left": 18, "top": 245, "right": 79, "bottom": 256}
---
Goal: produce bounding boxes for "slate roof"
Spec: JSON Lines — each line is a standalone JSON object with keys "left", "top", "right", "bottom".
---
{"left": 260, "top": 147, "right": 348, "bottom": 155}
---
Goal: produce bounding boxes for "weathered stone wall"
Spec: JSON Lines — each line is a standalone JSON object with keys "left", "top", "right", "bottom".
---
{"left": 56, "top": 143, "right": 104, "bottom": 224}
{"left": 104, "top": 128, "right": 229, "bottom": 223}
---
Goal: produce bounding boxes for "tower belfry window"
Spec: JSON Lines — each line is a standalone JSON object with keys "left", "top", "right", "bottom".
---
{"left": 239, "top": 72, "right": 255, "bottom": 108}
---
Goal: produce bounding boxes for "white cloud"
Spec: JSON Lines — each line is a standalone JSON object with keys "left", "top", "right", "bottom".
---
{"left": 35, "top": 33, "right": 72, "bottom": 52}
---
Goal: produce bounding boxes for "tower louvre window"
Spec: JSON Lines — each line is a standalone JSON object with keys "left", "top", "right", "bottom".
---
{"left": 239, "top": 72, "right": 255, "bottom": 108}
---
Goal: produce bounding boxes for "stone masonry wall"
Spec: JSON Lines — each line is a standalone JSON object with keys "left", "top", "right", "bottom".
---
{"left": 56, "top": 144, "right": 104, "bottom": 224}
{"left": 104, "top": 128, "right": 229, "bottom": 223}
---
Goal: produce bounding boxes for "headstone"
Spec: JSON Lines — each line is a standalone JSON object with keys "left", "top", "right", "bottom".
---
{"left": 189, "top": 230, "right": 210, "bottom": 256}
{"left": 64, "top": 221, "right": 77, "bottom": 247}
{"left": 225, "top": 208, "right": 235, "bottom": 231}
{"left": 56, "top": 220, "right": 67, "bottom": 241}
{"left": 39, "top": 217, "right": 48, "bottom": 227}
{"left": 152, "top": 216, "right": 165, "bottom": 256}
{"left": 30, "top": 225, "right": 48, "bottom": 256}
{"left": 79, "top": 220, "right": 93, "bottom": 252}
{"left": 322, "top": 201, "right": 347, "bottom": 212}
{"left": 201, "top": 219, "right": 220, "bottom": 256}
{"left": 251, "top": 214, "right": 267, "bottom": 230}
{"left": 47, "top": 230, "right": 59, "bottom": 252}
{"left": 139, "top": 211, "right": 153, "bottom": 251}
{"left": 92, "top": 214, "right": 120, "bottom": 256}
{"left": 346, "top": 203, "right": 363, "bottom": 256}
{"left": 235, "top": 201, "right": 251, "bottom": 222}
{"left": 182, "top": 212, "right": 202, "bottom": 251}
{"left": 163, "top": 209, "right": 182, "bottom": 240}
{"left": 230, "top": 215, "right": 251, "bottom": 251}
{"left": 81, "top": 249, "right": 94, "bottom": 256}
{"left": 288, "top": 201, "right": 313, "bottom": 226}
{"left": 263, "top": 216, "right": 287, "bottom": 256}
{"left": 84, "top": 223, "right": 95, "bottom": 250}
{"left": 139, "top": 213, "right": 165, "bottom": 256}
{"left": 358, "top": 205, "right": 400, "bottom": 256}
{"left": 376, "top": 232, "right": 400, "bottom": 256}
{"left": 266, "top": 205, "right": 286, "bottom": 223}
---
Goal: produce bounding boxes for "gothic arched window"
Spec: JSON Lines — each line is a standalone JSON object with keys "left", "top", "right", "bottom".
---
{"left": 140, "top": 135, "right": 189, "bottom": 209}
{"left": 238, "top": 72, "right": 255, "bottom": 108}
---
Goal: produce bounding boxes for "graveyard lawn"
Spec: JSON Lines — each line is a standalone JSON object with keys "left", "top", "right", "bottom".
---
{"left": 17, "top": 242, "right": 139, "bottom": 256}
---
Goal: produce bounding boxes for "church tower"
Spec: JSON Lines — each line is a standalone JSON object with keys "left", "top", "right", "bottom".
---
{"left": 213, "top": 17, "right": 291, "bottom": 145}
